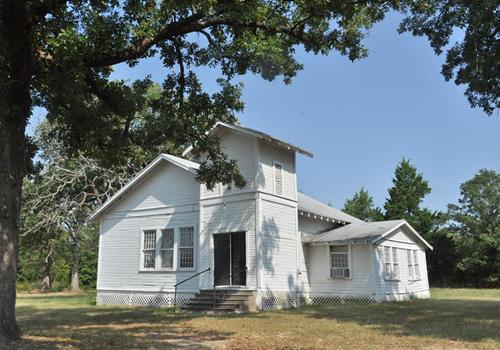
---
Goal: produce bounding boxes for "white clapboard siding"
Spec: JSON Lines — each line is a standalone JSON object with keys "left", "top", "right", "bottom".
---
{"left": 98, "top": 164, "right": 201, "bottom": 293}
{"left": 258, "top": 141, "right": 296, "bottom": 200}
{"left": 110, "top": 162, "right": 200, "bottom": 213}
{"left": 298, "top": 216, "right": 337, "bottom": 235}
{"left": 198, "top": 194, "right": 257, "bottom": 289}
{"left": 99, "top": 211, "right": 200, "bottom": 292}
{"left": 201, "top": 129, "right": 257, "bottom": 198}
{"left": 372, "top": 227, "right": 430, "bottom": 300}
{"left": 259, "top": 196, "right": 299, "bottom": 290}
{"left": 307, "top": 244, "right": 372, "bottom": 296}
{"left": 298, "top": 243, "right": 310, "bottom": 293}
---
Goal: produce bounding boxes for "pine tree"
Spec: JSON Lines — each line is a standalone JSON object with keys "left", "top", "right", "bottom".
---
{"left": 384, "top": 158, "right": 431, "bottom": 227}
{"left": 343, "top": 187, "right": 383, "bottom": 222}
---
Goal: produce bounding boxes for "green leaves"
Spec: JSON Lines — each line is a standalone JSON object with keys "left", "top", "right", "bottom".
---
{"left": 384, "top": 158, "right": 432, "bottom": 224}
{"left": 343, "top": 187, "right": 383, "bottom": 222}
{"left": 399, "top": 0, "right": 500, "bottom": 115}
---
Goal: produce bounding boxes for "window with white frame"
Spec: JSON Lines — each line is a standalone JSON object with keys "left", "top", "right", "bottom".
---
{"left": 142, "top": 230, "right": 157, "bottom": 269}
{"left": 407, "top": 249, "right": 414, "bottom": 280}
{"left": 330, "top": 245, "right": 350, "bottom": 278}
{"left": 140, "top": 226, "right": 196, "bottom": 271}
{"left": 382, "top": 246, "right": 400, "bottom": 280}
{"left": 392, "top": 247, "right": 399, "bottom": 280}
{"left": 413, "top": 250, "right": 420, "bottom": 279}
{"left": 179, "top": 227, "right": 195, "bottom": 269}
{"left": 383, "top": 246, "right": 391, "bottom": 278}
{"left": 273, "top": 161, "right": 283, "bottom": 196}
{"left": 160, "top": 229, "right": 174, "bottom": 269}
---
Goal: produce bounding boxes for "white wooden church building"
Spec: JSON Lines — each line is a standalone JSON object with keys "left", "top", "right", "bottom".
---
{"left": 90, "top": 122, "right": 432, "bottom": 310}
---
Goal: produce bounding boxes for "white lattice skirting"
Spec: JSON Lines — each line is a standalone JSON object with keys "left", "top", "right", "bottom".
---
{"left": 96, "top": 290, "right": 195, "bottom": 308}
{"left": 258, "top": 291, "right": 376, "bottom": 310}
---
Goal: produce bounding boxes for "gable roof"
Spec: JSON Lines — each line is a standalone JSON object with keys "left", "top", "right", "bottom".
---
{"left": 304, "top": 219, "right": 433, "bottom": 250}
{"left": 182, "top": 121, "right": 314, "bottom": 158}
{"left": 297, "top": 192, "right": 363, "bottom": 224}
{"left": 87, "top": 154, "right": 199, "bottom": 221}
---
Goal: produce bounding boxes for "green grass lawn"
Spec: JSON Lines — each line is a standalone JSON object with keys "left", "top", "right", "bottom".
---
{"left": 4, "top": 288, "right": 499, "bottom": 350}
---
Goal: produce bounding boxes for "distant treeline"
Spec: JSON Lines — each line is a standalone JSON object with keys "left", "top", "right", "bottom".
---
{"left": 18, "top": 121, "right": 499, "bottom": 291}
{"left": 342, "top": 160, "right": 499, "bottom": 288}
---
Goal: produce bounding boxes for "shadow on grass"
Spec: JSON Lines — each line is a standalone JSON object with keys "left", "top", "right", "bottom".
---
{"left": 8, "top": 305, "right": 233, "bottom": 350}
{"left": 296, "top": 298, "right": 500, "bottom": 342}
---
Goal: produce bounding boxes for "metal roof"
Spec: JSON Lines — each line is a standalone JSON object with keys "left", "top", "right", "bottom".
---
{"left": 182, "top": 122, "right": 313, "bottom": 158}
{"left": 297, "top": 192, "right": 363, "bottom": 224}
{"left": 304, "top": 219, "right": 433, "bottom": 250}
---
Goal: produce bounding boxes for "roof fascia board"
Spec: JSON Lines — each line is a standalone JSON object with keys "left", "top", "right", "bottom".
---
{"left": 182, "top": 121, "right": 313, "bottom": 158}
{"left": 298, "top": 209, "right": 348, "bottom": 225}
{"left": 372, "top": 221, "right": 433, "bottom": 250}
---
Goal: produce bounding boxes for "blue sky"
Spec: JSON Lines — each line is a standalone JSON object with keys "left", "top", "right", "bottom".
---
{"left": 29, "top": 12, "right": 499, "bottom": 212}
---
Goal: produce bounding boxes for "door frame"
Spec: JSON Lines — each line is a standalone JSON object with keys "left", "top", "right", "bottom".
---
{"left": 213, "top": 231, "right": 247, "bottom": 287}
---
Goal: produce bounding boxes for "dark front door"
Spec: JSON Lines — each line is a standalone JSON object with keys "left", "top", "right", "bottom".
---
{"left": 213, "top": 232, "right": 246, "bottom": 286}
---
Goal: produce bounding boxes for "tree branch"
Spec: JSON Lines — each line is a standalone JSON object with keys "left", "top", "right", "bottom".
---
{"left": 173, "top": 38, "right": 185, "bottom": 111}
{"left": 80, "top": 12, "right": 314, "bottom": 69}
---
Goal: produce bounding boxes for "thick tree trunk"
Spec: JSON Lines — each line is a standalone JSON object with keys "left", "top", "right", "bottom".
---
{"left": 0, "top": 97, "right": 28, "bottom": 342}
{"left": 0, "top": 1, "right": 33, "bottom": 340}
{"left": 70, "top": 238, "right": 80, "bottom": 292}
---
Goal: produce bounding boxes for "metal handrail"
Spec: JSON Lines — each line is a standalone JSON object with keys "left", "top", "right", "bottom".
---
{"left": 174, "top": 267, "right": 210, "bottom": 312}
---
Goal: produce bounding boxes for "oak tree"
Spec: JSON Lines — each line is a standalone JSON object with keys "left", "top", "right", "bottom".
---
{"left": 0, "top": 0, "right": 405, "bottom": 339}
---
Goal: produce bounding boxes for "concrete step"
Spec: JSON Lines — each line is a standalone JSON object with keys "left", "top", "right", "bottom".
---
{"left": 181, "top": 303, "right": 241, "bottom": 311}
{"left": 199, "top": 289, "right": 255, "bottom": 296}
{"left": 193, "top": 294, "right": 250, "bottom": 302}
{"left": 186, "top": 299, "right": 241, "bottom": 307}
{"left": 182, "top": 289, "right": 256, "bottom": 313}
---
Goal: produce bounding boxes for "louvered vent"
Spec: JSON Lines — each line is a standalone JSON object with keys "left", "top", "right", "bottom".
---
{"left": 274, "top": 162, "right": 283, "bottom": 196}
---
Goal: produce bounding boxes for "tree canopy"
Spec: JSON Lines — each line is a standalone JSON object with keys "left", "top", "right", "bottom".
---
{"left": 1, "top": 0, "right": 499, "bottom": 341}
{"left": 343, "top": 187, "right": 383, "bottom": 222}
{"left": 399, "top": 0, "right": 499, "bottom": 115}
{"left": 3, "top": 1, "right": 408, "bottom": 339}
{"left": 448, "top": 169, "right": 500, "bottom": 286}
{"left": 384, "top": 158, "right": 431, "bottom": 222}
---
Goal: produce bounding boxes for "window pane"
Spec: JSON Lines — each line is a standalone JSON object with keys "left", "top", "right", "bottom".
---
{"left": 180, "top": 227, "right": 194, "bottom": 247}
{"left": 331, "top": 253, "right": 348, "bottom": 268}
{"left": 407, "top": 249, "right": 414, "bottom": 279}
{"left": 179, "top": 248, "right": 194, "bottom": 268}
{"left": 143, "top": 251, "right": 155, "bottom": 269}
{"left": 384, "top": 263, "right": 391, "bottom": 277}
{"left": 384, "top": 246, "right": 391, "bottom": 263}
{"left": 143, "top": 230, "right": 156, "bottom": 250}
{"left": 413, "top": 250, "right": 420, "bottom": 278}
{"left": 161, "top": 250, "right": 173, "bottom": 269}
{"left": 392, "top": 248, "right": 399, "bottom": 279}
{"left": 392, "top": 247, "right": 398, "bottom": 264}
{"left": 161, "top": 229, "right": 174, "bottom": 249}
